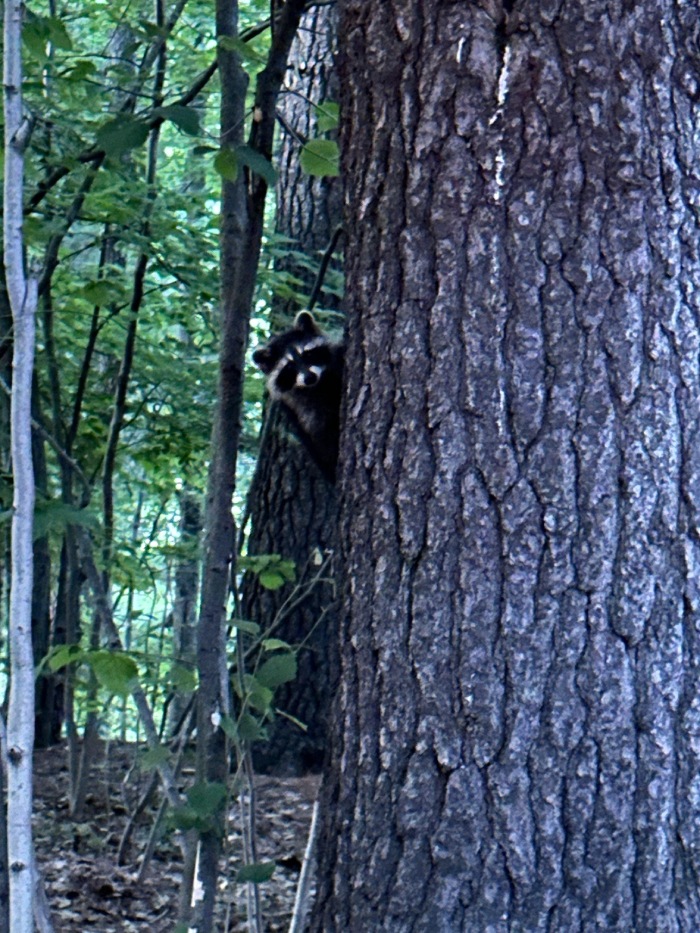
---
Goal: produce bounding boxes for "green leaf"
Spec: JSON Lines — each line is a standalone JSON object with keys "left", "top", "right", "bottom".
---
{"left": 300, "top": 138, "right": 340, "bottom": 177}
{"left": 66, "top": 60, "right": 97, "bottom": 80}
{"left": 220, "top": 714, "right": 238, "bottom": 740}
{"left": 223, "top": 712, "right": 268, "bottom": 743}
{"left": 169, "top": 664, "right": 197, "bottom": 693}
{"left": 44, "top": 643, "right": 84, "bottom": 673}
{"left": 187, "top": 782, "right": 227, "bottom": 818}
{"left": 237, "top": 713, "right": 267, "bottom": 742}
{"left": 230, "top": 618, "right": 261, "bottom": 636}
{"left": 235, "top": 862, "right": 276, "bottom": 884}
{"left": 256, "top": 653, "right": 297, "bottom": 690}
{"left": 171, "top": 805, "right": 201, "bottom": 831}
{"left": 241, "top": 675, "right": 274, "bottom": 714}
{"left": 23, "top": 23, "right": 48, "bottom": 60}
{"left": 79, "top": 280, "right": 114, "bottom": 305}
{"left": 33, "top": 501, "right": 99, "bottom": 539}
{"left": 87, "top": 651, "right": 139, "bottom": 696}
{"left": 46, "top": 16, "right": 73, "bottom": 51}
{"left": 235, "top": 145, "right": 277, "bottom": 186}
{"left": 259, "top": 570, "right": 286, "bottom": 590}
{"left": 137, "top": 19, "right": 169, "bottom": 39}
{"left": 96, "top": 116, "right": 149, "bottom": 158}
{"left": 214, "top": 148, "right": 239, "bottom": 182}
{"left": 316, "top": 101, "right": 339, "bottom": 133}
{"left": 262, "top": 638, "right": 292, "bottom": 652}
{"left": 239, "top": 555, "right": 295, "bottom": 588}
{"left": 218, "top": 35, "right": 266, "bottom": 64}
{"left": 153, "top": 105, "right": 200, "bottom": 136}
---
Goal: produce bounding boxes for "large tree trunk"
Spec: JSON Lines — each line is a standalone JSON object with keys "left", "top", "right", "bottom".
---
{"left": 243, "top": 1, "right": 341, "bottom": 775}
{"left": 313, "top": 2, "right": 700, "bottom": 930}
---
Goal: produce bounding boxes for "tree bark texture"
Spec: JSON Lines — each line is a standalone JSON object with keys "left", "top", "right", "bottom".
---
{"left": 4, "top": 0, "right": 38, "bottom": 927}
{"left": 169, "top": 488, "right": 201, "bottom": 734}
{"left": 243, "top": 1, "right": 341, "bottom": 775}
{"left": 244, "top": 407, "right": 339, "bottom": 773}
{"left": 191, "top": 0, "right": 248, "bottom": 921}
{"left": 313, "top": 2, "right": 700, "bottom": 931}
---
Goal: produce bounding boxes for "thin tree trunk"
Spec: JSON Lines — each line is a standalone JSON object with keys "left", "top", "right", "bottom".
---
{"left": 190, "top": 0, "right": 309, "bottom": 926}
{"left": 169, "top": 488, "right": 201, "bottom": 734}
{"left": 31, "top": 382, "right": 54, "bottom": 748}
{"left": 0, "top": 720, "right": 8, "bottom": 933}
{"left": 4, "top": 1, "right": 38, "bottom": 928}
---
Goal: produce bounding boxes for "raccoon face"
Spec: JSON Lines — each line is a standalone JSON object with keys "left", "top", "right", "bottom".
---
{"left": 271, "top": 341, "right": 333, "bottom": 394}
{"left": 252, "top": 310, "right": 344, "bottom": 482}
{"left": 253, "top": 311, "right": 332, "bottom": 397}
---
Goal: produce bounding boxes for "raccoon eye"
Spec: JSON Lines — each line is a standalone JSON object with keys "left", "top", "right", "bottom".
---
{"left": 301, "top": 346, "right": 330, "bottom": 367}
{"left": 275, "top": 363, "right": 297, "bottom": 392}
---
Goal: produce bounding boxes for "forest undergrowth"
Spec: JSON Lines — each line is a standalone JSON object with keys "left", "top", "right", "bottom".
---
{"left": 33, "top": 743, "right": 318, "bottom": 931}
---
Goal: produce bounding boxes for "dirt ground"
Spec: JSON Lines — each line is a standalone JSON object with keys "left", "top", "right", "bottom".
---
{"left": 33, "top": 744, "right": 319, "bottom": 931}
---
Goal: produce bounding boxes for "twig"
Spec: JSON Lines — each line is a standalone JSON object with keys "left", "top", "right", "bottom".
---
{"left": 0, "top": 374, "right": 92, "bottom": 504}
{"left": 76, "top": 528, "right": 185, "bottom": 812}
{"left": 308, "top": 226, "right": 343, "bottom": 313}
{"left": 233, "top": 628, "right": 264, "bottom": 933}
{"left": 32, "top": 864, "right": 55, "bottom": 933}
{"left": 288, "top": 799, "right": 319, "bottom": 933}
{"left": 240, "top": 741, "right": 263, "bottom": 933}
{"left": 25, "top": 18, "right": 274, "bottom": 214}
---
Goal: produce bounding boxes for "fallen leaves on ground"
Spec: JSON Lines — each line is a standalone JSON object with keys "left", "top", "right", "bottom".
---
{"left": 34, "top": 743, "right": 319, "bottom": 931}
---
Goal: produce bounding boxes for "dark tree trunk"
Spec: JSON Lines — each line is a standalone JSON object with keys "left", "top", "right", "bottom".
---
{"left": 244, "top": 408, "right": 339, "bottom": 774}
{"left": 0, "top": 272, "right": 11, "bottom": 646}
{"left": 243, "top": 2, "right": 342, "bottom": 775}
{"left": 313, "top": 2, "right": 700, "bottom": 930}
{"left": 31, "top": 415, "right": 56, "bottom": 748}
{"left": 54, "top": 531, "right": 80, "bottom": 784}
{"left": 169, "top": 488, "right": 201, "bottom": 733}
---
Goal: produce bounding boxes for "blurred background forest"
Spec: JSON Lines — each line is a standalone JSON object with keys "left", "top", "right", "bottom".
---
{"left": 1, "top": 0, "right": 343, "bottom": 927}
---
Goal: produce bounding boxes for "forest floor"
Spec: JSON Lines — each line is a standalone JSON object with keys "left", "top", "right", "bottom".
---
{"left": 34, "top": 743, "right": 319, "bottom": 932}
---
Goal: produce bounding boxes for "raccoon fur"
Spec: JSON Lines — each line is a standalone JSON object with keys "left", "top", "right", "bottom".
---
{"left": 252, "top": 311, "right": 343, "bottom": 482}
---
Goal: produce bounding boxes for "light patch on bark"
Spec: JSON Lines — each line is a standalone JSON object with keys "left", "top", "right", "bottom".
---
{"left": 490, "top": 43, "right": 512, "bottom": 201}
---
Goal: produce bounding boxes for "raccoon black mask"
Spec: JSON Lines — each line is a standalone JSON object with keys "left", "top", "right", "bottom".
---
{"left": 252, "top": 311, "right": 344, "bottom": 482}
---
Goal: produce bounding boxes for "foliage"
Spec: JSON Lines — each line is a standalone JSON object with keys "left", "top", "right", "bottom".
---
{"left": 0, "top": 0, "right": 342, "bottom": 925}
{"left": 3, "top": 0, "right": 338, "bottom": 723}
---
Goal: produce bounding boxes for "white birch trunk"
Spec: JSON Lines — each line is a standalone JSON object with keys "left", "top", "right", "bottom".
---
{"left": 4, "top": 1, "right": 38, "bottom": 930}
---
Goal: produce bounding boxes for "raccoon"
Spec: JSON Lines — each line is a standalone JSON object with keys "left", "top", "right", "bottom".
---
{"left": 252, "top": 311, "right": 344, "bottom": 482}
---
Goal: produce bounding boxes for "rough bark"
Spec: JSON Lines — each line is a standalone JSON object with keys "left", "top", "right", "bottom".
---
{"left": 313, "top": 2, "right": 700, "bottom": 931}
{"left": 243, "top": 1, "right": 341, "bottom": 775}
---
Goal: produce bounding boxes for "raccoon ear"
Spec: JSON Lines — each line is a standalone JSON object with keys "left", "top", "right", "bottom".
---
{"left": 294, "top": 310, "right": 319, "bottom": 334}
{"left": 252, "top": 346, "right": 273, "bottom": 372}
